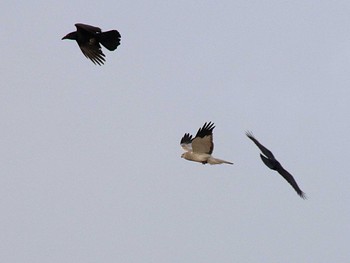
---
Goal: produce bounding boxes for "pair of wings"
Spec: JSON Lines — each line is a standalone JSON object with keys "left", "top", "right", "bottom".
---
{"left": 75, "top": 23, "right": 106, "bottom": 65}
{"left": 246, "top": 131, "right": 306, "bottom": 199}
{"left": 180, "top": 122, "right": 215, "bottom": 154}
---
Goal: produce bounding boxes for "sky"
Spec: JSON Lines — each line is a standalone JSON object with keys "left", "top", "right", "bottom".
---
{"left": 1, "top": 1, "right": 349, "bottom": 262}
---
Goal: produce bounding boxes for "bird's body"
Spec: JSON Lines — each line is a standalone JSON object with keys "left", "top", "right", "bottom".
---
{"left": 62, "top": 23, "right": 121, "bottom": 65}
{"left": 180, "top": 122, "right": 233, "bottom": 165}
{"left": 246, "top": 131, "right": 306, "bottom": 199}
{"left": 181, "top": 152, "right": 211, "bottom": 164}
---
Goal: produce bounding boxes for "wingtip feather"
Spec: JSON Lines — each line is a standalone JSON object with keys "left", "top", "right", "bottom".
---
{"left": 298, "top": 191, "right": 307, "bottom": 200}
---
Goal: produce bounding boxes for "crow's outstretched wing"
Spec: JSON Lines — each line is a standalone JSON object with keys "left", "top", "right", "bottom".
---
{"left": 277, "top": 166, "right": 307, "bottom": 199}
{"left": 246, "top": 131, "right": 275, "bottom": 159}
{"left": 78, "top": 43, "right": 105, "bottom": 65}
{"left": 75, "top": 23, "right": 102, "bottom": 34}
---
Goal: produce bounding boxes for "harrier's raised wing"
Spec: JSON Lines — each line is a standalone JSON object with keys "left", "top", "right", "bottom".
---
{"left": 191, "top": 122, "right": 215, "bottom": 154}
{"left": 180, "top": 133, "right": 193, "bottom": 152}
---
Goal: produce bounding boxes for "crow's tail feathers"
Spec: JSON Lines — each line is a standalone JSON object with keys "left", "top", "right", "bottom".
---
{"left": 98, "top": 30, "right": 121, "bottom": 51}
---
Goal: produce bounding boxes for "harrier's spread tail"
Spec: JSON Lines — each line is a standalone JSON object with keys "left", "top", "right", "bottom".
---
{"left": 207, "top": 157, "right": 233, "bottom": 165}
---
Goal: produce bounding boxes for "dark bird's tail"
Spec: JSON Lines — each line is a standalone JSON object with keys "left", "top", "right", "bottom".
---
{"left": 98, "top": 30, "right": 121, "bottom": 51}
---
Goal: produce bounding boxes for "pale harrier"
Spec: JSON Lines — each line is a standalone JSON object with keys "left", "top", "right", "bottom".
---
{"left": 180, "top": 122, "right": 233, "bottom": 165}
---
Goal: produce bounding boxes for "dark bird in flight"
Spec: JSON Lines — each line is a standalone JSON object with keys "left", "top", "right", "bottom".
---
{"left": 246, "top": 131, "right": 306, "bottom": 199}
{"left": 62, "top": 23, "right": 121, "bottom": 65}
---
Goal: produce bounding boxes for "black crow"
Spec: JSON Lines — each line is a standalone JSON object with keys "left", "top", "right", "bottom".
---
{"left": 246, "top": 131, "right": 306, "bottom": 199}
{"left": 62, "top": 23, "right": 121, "bottom": 65}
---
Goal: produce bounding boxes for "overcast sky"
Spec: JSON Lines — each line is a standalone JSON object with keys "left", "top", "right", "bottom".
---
{"left": 1, "top": 1, "right": 349, "bottom": 262}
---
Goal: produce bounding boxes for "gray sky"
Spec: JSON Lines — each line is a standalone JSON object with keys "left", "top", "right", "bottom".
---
{"left": 1, "top": 1, "right": 349, "bottom": 262}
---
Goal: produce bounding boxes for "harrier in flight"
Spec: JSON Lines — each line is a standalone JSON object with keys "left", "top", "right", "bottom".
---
{"left": 62, "top": 23, "right": 121, "bottom": 65}
{"left": 180, "top": 122, "right": 233, "bottom": 165}
{"left": 246, "top": 131, "right": 306, "bottom": 199}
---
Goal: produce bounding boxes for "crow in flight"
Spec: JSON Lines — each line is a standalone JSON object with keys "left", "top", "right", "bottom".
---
{"left": 62, "top": 23, "right": 121, "bottom": 65}
{"left": 246, "top": 131, "right": 306, "bottom": 199}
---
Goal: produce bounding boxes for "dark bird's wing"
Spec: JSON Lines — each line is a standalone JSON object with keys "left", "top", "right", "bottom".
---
{"left": 277, "top": 166, "right": 307, "bottom": 199}
{"left": 78, "top": 43, "right": 105, "bottom": 65}
{"left": 180, "top": 133, "right": 193, "bottom": 152}
{"left": 191, "top": 122, "right": 215, "bottom": 154}
{"left": 75, "top": 23, "right": 101, "bottom": 34}
{"left": 75, "top": 24, "right": 105, "bottom": 65}
{"left": 246, "top": 131, "right": 275, "bottom": 159}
